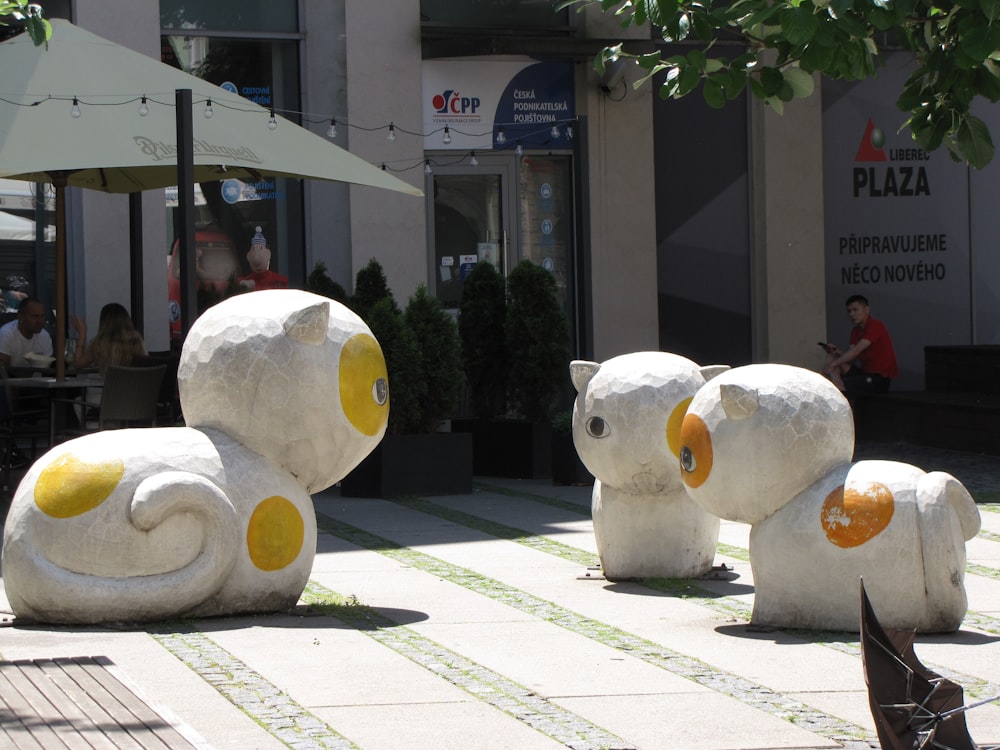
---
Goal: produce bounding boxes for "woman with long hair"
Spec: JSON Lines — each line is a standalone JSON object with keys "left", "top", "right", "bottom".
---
{"left": 70, "top": 302, "right": 147, "bottom": 374}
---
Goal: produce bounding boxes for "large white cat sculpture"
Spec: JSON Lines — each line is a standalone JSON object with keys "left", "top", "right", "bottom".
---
{"left": 570, "top": 352, "right": 727, "bottom": 580}
{"left": 678, "top": 363, "right": 981, "bottom": 632}
{"left": 2, "top": 290, "right": 389, "bottom": 624}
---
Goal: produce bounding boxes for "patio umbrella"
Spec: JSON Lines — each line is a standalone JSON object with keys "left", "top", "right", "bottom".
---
{"left": 0, "top": 19, "right": 421, "bottom": 377}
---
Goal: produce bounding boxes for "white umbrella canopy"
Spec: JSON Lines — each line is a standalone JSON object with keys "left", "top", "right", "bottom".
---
{"left": 0, "top": 20, "right": 421, "bottom": 195}
{"left": 0, "top": 19, "right": 421, "bottom": 378}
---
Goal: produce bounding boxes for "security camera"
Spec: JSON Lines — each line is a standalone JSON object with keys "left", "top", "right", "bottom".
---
{"left": 600, "top": 58, "right": 627, "bottom": 92}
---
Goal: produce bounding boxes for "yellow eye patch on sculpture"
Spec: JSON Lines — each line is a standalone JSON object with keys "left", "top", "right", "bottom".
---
{"left": 339, "top": 332, "right": 389, "bottom": 437}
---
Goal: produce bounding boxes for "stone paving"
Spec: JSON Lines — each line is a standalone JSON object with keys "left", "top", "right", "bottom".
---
{"left": 1, "top": 438, "right": 999, "bottom": 749}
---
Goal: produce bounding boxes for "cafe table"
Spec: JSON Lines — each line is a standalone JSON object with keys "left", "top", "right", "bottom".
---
{"left": 6, "top": 372, "right": 105, "bottom": 446}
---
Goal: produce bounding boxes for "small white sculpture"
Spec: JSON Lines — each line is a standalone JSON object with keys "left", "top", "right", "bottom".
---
{"left": 1, "top": 290, "right": 389, "bottom": 624}
{"left": 570, "top": 352, "right": 727, "bottom": 579}
{"left": 678, "top": 363, "right": 981, "bottom": 632}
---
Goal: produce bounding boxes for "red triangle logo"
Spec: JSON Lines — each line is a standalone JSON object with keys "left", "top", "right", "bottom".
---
{"left": 855, "top": 118, "right": 887, "bottom": 162}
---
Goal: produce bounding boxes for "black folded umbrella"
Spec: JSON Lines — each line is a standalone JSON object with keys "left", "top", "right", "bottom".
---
{"left": 860, "top": 579, "right": 999, "bottom": 750}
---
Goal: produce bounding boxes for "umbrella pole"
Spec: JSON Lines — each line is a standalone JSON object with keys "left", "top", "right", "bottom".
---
{"left": 54, "top": 175, "right": 67, "bottom": 382}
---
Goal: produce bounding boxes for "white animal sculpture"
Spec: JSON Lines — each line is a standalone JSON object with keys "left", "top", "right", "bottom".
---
{"left": 570, "top": 352, "right": 727, "bottom": 580}
{"left": 2, "top": 290, "right": 388, "bottom": 624}
{"left": 678, "top": 363, "right": 981, "bottom": 632}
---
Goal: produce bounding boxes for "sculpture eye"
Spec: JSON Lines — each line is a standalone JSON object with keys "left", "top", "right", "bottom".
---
{"left": 586, "top": 416, "right": 608, "bottom": 438}
{"left": 373, "top": 377, "right": 388, "bottom": 406}
{"left": 680, "top": 446, "right": 696, "bottom": 473}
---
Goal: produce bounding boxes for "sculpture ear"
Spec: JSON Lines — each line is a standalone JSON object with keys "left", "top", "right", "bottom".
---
{"left": 720, "top": 383, "right": 759, "bottom": 420}
{"left": 700, "top": 364, "right": 730, "bottom": 382}
{"left": 569, "top": 360, "right": 600, "bottom": 393}
{"left": 283, "top": 301, "right": 330, "bottom": 346}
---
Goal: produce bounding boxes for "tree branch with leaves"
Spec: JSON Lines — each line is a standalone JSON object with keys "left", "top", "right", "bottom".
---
{"left": 1, "top": 1, "right": 50, "bottom": 45}
{"left": 562, "top": 0, "right": 1000, "bottom": 167}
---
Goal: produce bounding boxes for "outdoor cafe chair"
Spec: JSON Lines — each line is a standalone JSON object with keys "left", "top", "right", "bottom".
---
{"left": 54, "top": 364, "right": 166, "bottom": 437}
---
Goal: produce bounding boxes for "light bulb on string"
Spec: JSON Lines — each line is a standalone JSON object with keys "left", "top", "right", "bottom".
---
{"left": 496, "top": 126, "right": 506, "bottom": 145}
{"left": 387, "top": 122, "right": 396, "bottom": 142}
{"left": 442, "top": 125, "right": 452, "bottom": 145}
{"left": 470, "top": 151, "right": 479, "bottom": 167}
{"left": 326, "top": 119, "right": 337, "bottom": 139}
{"left": 138, "top": 95, "right": 149, "bottom": 116}
{"left": 566, "top": 125, "right": 574, "bottom": 141}
{"left": 204, "top": 98, "right": 214, "bottom": 118}
{"left": 515, "top": 142, "right": 524, "bottom": 156}
{"left": 550, "top": 123, "right": 560, "bottom": 139}
{"left": 268, "top": 109, "right": 278, "bottom": 130}
{"left": 380, "top": 163, "right": 387, "bottom": 170}
{"left": 71, "top": 97, "right": 81, "bottom": 118}
{"left": 424, "top": 159, "right": 433, "bottom": 175}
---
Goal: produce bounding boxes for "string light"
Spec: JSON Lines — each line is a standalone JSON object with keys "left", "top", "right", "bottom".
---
{"left": 29, "top": 90, "right": 580, "bottom": 175}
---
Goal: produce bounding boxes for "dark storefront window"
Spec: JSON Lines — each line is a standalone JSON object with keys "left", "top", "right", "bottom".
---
{"left": 160, "top": 15, "right": 303, "bottom": 339}
{"left": 421, "top": 0, "right": 569, "bottom": 28}
{"left": 161, "top": 0, "right": 297, "bottom": 33}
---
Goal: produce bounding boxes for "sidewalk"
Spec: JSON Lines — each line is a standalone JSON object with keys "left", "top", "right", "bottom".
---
{"left": 1, "top": 439, "right": 1000, "bottom": 749}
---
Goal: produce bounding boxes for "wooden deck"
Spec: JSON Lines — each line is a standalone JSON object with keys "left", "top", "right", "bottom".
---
{"left": 0, "top": 656, "right": 206, "bottom": 749}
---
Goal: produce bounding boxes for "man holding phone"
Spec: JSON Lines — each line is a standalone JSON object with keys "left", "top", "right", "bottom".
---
{"left": 822, "top": 294, "right": 899, "bottom": 396}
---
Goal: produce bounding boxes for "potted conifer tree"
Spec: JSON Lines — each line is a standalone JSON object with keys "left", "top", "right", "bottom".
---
{"left": 456, "top": 259, "right": 572, "bottom": 479}
{"left": 340, "top": 260, "right": 471, "bottom": 497}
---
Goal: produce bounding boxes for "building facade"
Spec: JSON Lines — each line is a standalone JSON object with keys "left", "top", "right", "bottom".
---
{"left": 4, "top": 1, "right": 887, "bottom": 386}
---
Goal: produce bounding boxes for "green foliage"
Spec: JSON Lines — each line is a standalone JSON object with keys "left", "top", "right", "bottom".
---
{"left": 458, "top": 260, "right": 508, "bottom": 420}
{"left": 404, "top": 286, "right": 465, "bottom": 433}
{"left": 504, "top": 260, "right": 570, "bottom": 424}
{"left": 306, "top": 261, "right": 348, "bottom": 304}
{"left": 366, "top": 297, "right": 425, "bottom": 435}
{"left": 561, "top": 0, "right": 1000, "bottom": 167}
{"left": 351, "top": 258, "right": 398, "bottom": 320}
{"left": 1, "top": 1, "right": 51, "bottom": 46}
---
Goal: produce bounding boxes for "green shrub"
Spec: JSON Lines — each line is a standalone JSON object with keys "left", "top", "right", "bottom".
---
{"left": 458, "top": 260, "right": 508, "bottom": 420}
{"left": 306, "top": 261, "right": 348, "bottom": 303}
{"left": 352, "top": 257, "right": 398, "bottom": 320}
{"left": 505, "top": 260, "right": 570, "bottom": 424}
{"left": 366, "top": 297, "right": 425, "bottom": 435}
{"left": 405, "top": 286, "right": 464, "bottom": 433}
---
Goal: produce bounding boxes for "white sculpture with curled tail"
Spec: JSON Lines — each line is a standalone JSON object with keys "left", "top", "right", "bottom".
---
{"left": 570, "top": 352, "right": 728, "bottom": 580}
{"left": 2, "top": 290, "right": 389, "bottom": 624}
{"left": 678, "top": 363, "right": 981, "bottom": 632}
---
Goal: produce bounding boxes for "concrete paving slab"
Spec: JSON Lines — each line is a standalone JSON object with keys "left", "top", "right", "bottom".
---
{"left": 553, "top": 692, "right": 842, "bottom": 750}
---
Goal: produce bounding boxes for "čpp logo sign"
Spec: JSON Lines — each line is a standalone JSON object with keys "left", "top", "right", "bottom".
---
{"left": 432, "top": 90, "right": 481, "bottom": 115}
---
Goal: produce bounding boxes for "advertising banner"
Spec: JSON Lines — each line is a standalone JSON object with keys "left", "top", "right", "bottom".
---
{"left": 423, "top": 61, "right": 574, "bottom": 151}
{"left": 822, "top": 53, "right": 971, "bottom": 389}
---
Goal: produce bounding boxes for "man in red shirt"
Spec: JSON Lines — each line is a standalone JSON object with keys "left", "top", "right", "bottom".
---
{"left": 823, "top": 294, "right": 899, "bottom": 395}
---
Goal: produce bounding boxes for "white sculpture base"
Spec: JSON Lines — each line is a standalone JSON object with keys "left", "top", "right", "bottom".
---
{"left": 593, "top": 481, "right": 720, "bottom": 580}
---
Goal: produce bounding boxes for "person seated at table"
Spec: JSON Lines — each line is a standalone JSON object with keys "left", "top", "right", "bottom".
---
{"left": 0, "top": 297, "right": 53, "bottom": 367}
{"left": 71, "top": 302, "right": 147, "bottom": 375}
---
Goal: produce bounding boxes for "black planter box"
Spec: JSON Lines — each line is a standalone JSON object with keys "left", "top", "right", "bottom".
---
{"left": 453, "top": 419, "right": 552, "bottom": 479}
{"left": 550, "top": 432, "right": 593, "bottom": 486}
{"left": 340, "top": 431, "right": 473, "bottom": 498}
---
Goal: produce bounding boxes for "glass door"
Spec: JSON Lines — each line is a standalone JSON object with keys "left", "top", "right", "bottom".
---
{"left": 427, "top": 156, "right": 516, "bottom": 310}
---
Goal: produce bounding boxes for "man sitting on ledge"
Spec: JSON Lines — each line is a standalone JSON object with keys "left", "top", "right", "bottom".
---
{"left": 822, "top": 294, "right": 899, "bottom": 396}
